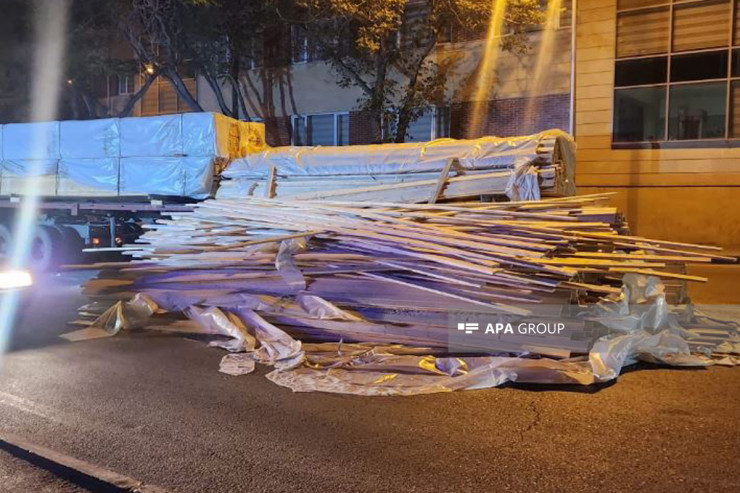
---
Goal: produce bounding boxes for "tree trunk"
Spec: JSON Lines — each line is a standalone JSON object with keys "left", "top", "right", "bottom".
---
{"left": 163, "top": 67, "right": 203, "bottom": 112}
{"left": 395, "top": 38, "right": 438, "bottom": 143}
{"left": 368, "top": 41, "right": 389, "bottom": 143}
{"left": 225, "top": 74, "right": 252, "bottom": 121}
{"left": 203, "top": 74, "right": 235, "bottom": 117}
{"left": 119, "top": 72, "right": 160, "bottom": 117}
{"left": 394, "top": 106, "right": 413, "bottom": 144}
{"left": 229, "top": 35, "right": 241, "bottom": 118}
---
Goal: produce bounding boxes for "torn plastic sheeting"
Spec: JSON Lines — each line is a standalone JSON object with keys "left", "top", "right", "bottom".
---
{"left": 228, "top": 308, "right": 303, "bottom": 369}
{"left": 219, "top": 353, "right": 256, "bottom": 376}
{"left": 586, "top": 273, "right": 691, "bottom": 337}
{"left": 2, "top": 121, "right": 60, "bottom": 160}
{"left": 265, "top": 328, "right": 712, "bottom": 396}
{"left": 185, "top": 305, "right": 256, "bottom": 352}
{"left": 588, "top": 329, "right": 709, "bottom": 381}
{"left": 265, "top": 362, "right": 516, "bottom": 396}
{"left": 504, "top": 159, "right": 541, "bottom": 201}
{"left": 68, "top": 275, "right": 735, "bottom": 396}
{"left": 275, "top": 237, "right": 308, "bottom": 292}
{"left": 296, "top": 294, "right": 364, "bottom": 322}
{"left": 60, "top": 293, "right": 158, "bottom": 341}
{"left": 60, "top": 118, "right": 120, "bottom": 158}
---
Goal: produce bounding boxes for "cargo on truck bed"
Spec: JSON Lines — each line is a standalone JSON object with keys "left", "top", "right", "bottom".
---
{"left": 0, "top": 112, "right": 265, "bottom": 270}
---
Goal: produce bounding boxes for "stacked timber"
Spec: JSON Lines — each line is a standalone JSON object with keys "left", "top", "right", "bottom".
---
{"left": 216, "top": 130, "right": 575, "bottom": 202}
{"left": 73, "top": 193, "right": 732, "bottom": 358}
{"left": 0, "top": 113, "right": 266, "bottom": 200}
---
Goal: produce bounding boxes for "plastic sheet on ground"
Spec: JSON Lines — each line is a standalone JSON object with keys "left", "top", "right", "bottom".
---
{"left": 65, "top": 274, "right": 738, "bottom": 396}
{"left": 61, "top": 294, "right": 158, "bottom": 341}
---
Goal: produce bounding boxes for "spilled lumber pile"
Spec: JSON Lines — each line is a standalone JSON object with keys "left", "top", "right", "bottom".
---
{"left": 216, "top": 130, "right": 575, "bottom": 202}
{"left": 73, "top": 193, "right": 732, "bottom": 361}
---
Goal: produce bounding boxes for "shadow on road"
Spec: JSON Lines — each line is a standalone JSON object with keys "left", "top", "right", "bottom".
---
{"left": 3, "top": 269, "right": 96, "bottom": 353}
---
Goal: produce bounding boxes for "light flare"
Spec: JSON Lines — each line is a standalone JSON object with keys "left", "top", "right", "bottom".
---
{"left": 523, "top": 0, "right": 563, "bottom": 134}
{"left": 0, "top": 0, "right": 70, "bottom": 358}
{"left": 468, "top": 0, "right": 509, "bottom": 139}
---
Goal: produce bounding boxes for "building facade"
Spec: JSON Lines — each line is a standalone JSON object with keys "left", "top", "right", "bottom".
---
{"left": 196, "top": 5, "right": 574, "bottom": 146}
{"left": 575, "top": 0, "right": 740, "bottom": 255}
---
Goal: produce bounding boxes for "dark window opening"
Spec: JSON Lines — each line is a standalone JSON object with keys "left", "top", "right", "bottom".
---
{"left": 614, "top": 87, "right": 666, "bottom": 142}
{"left": 615, "top": 57, "right": 667, "bottom": 87}
{"left": 670, "top": 51, "right": 728, "bottom": 82}
{"left": 668, "top": 83, "right": 727, "bottom": 140}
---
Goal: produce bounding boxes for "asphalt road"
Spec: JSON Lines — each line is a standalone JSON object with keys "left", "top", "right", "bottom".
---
{"left": 0, "top": 448, "right": 87, "bottom": 493}
{"left": 0, "top": 272, "right": 738, "bottom": 492}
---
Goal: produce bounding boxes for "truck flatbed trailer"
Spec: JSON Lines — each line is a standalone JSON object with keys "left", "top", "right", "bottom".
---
{"left": 0, "top": 112, "right": 266, "bottom": 270}
{"left": 0, "top": 197, "right": 195, "bottom": 270}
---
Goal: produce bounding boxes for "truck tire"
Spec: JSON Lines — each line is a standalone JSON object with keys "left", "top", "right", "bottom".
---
{"left": 30, "top": 226, "right": 63, "bottom": 272}
{"left": 0, "top": 224, "right": 11, "bottom": 258}
{"left": 56, "top": 226, "right": 84, "bottom": 264}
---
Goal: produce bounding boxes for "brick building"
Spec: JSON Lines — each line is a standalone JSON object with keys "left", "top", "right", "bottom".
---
{"left": 192, "top": 4, "right": 574, "bottom": 146}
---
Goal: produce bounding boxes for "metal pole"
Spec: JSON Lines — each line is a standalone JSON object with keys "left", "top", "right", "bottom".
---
{"left": 569, "top": 0, "right": 577, "bottom": 136}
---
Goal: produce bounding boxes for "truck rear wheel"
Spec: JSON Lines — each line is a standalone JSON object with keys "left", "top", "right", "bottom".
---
{"left": 56, "top": 226, "right": 84, "bottom": 264}
{"left": 30, "top": 226, "right": 63, "bottom": 272}
{"left": 0, "top": 224, "right": 11, "bottom": 258}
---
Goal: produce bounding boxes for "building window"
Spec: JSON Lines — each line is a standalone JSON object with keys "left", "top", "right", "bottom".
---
{"left": 292, "top": 113, "right": 350, "bottom": 146}
{"left": 403, "top": 107, "right": 451, "bottom": 142}
{"left": 118, "top": 75, "right": 133, "bottom": 95}
{"left": 244, "top": 32, "right": 264, "bottom": 69}
{"left": 291, "top": 25, "right": 309, "bottom": 64}
{"left": 613, "top": 0, "right": 737, "bottom": 144}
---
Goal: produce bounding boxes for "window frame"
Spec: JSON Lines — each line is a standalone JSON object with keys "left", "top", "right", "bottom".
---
{"left": 291, "top": 112, "right": 351, "bottom": 146}
{"left": 612, "top": 0, "right": 737, "bottom": 148}
{"left": 386, "top": 107, "right": 452, "bottom": 142}
{"left": 291, "top": 25, "right": 310, "bottom": 65}
{"left": 117, "top": 75, "right": 133, "bottom": 96}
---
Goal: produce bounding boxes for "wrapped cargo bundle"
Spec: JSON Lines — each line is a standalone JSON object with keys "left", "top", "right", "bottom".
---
{"left": 217, "top": 129, "right": 575, "bottom": 203}
{"left": 0, "top": 112, "right": 266, "bottom": 200}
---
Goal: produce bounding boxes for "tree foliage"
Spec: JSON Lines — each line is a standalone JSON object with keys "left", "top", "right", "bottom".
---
{"left": 2, "top": 0, "right": 545, "bottom": 137}
{"left": 291, "top": 0, "right": 544, "bottom": 142}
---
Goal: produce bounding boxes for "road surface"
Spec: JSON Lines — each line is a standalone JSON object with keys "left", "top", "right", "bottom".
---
{"left": 0, "top": 271, "right": 738, "bottom": 492}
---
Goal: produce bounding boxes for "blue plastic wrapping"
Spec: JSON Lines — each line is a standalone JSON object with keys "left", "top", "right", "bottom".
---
{"left": 60, "top": 119, "right": 120, "bottom": 158}
{"left": 0, "top": 159, "right": 59, "bottom": 176}
{"left": 0, "top": 113, "right": 266, "bottom": 199}
{"left": 183, "top": 112, "right": 233, "bottom": 158}
{"left": 2, "top": 122, "right": 60, "bottom": 160}
{"left": 57, "top": 158, "right": 120, "bottom": 196}
{"left": 0, "top": 160, "right": 59, "bottom": 196}
{"left": 119, "top": 157, "right": 185, "bottom": 197}
{"left": 182, "top": 157, "right": 215, "bottom": 199}
{"left": 120, "top": 114, "right": 183, "bottom": 158}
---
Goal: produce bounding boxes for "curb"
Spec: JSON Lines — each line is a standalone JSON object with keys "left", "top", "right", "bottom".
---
{"left": 0, "top": 431, "right": 169, "bottom": 493}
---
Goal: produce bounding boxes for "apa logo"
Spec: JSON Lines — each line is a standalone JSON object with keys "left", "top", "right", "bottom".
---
{"left": 456, "top": 322, "right": 479, "bottom": 334}
{"left": 485, "top": 323, "right": 514, "bottom": 334}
